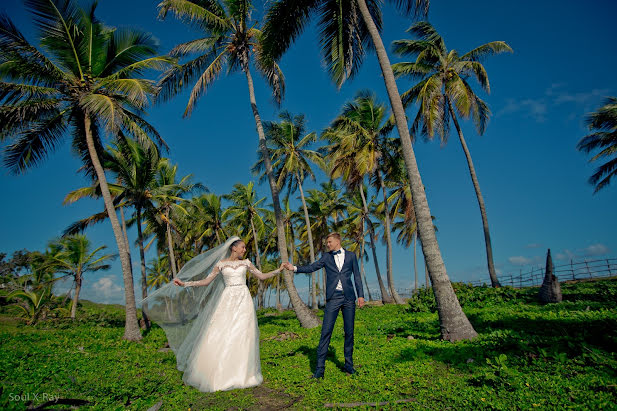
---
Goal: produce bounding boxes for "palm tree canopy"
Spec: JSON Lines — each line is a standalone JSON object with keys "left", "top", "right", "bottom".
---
{"left": 261, "top": 0, "right": 430, "bottom": 88}
{"left": 323, "top": 90, "right": 394, "bottom": 186}
{"left": 577, "top": 96, "right": 617, "bottom": 192}
{"left": 156, "top": 0, "right": 285, "bottom": 116}
{"left": 0, "top": 0, "right": 175, "bottom": 175}
{"left": 391, "top": 21, "right": 512, "bottom": 140}
{"left": 253, "top": 111, "right": 325, "bottom": 194}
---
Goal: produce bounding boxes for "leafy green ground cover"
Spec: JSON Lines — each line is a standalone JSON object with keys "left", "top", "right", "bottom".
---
{"left": 1, "top": 278, "right": 616, "bottom": 410}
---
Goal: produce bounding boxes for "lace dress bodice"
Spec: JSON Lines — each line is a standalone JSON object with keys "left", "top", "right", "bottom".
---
{"left": 182, "top": 258, "right": 266, "bottom": 288}
{"left": 217, "top": 259, "right": 252, "bottom": 286}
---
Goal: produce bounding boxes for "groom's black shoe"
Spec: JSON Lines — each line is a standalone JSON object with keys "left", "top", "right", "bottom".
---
{"left": 344, "top": 366, "right": 357, "bottom": 375}
{"left": 310, "top": 372, "right": 324, "bottom": 379}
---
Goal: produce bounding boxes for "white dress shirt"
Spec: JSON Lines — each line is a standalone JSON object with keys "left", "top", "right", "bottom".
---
{"left": 294, "top": 248, "right": 344, "bottom": 290}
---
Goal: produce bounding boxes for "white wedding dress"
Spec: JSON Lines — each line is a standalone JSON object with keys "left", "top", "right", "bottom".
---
{"left": 181, "top": 259, "right": 263, "bottom": 392}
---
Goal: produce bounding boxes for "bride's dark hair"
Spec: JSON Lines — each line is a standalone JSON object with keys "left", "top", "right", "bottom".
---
{"left": 229, "top": 239, "right": 244, "bottom": 252}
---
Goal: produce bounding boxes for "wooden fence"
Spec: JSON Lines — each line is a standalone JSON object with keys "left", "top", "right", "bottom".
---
{"left": 465, "top": 257, "right": 617, "bottom": 288}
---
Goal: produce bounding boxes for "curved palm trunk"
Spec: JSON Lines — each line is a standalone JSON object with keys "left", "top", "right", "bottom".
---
{"left": 376, "top": 170, "right": 404, "bottom": 304}
{"left": 84, "top": 115, "right": 141, "bottom": 341}
{"left": 359, "top": 229, "right": 373, "bottom": 301}
{"left": 425, "top": 260, "right": 430, "bottom": 289}
{"left": 357, "top": 0, "right": 477, "bottom": 340}
{"left": 244, "top": 66, "right": 319, "bottom": 328}
{"left": 165, "top": 208, "right": 178, "bottom": 278}
{"left": 251, "top": 217, "right": 265, "bottom": 309}
{"left": 296, "top": 172, "right": 317, "bottom": 309}
{"left": 413, "top": 232, "right": 418, "bottom": 293}
{"left": 119, "top": 206, "right": 130, "bottom": 250}
{"left": 136, "top": 207, "right": 150, "bottom": 329}
{"left": 447, "top": 101, "right": 501, "bottom": 288}
{"left": 359, "top": 185, "right": 392, "bottom": 303}
{"left": 276, "top": 275, "right": 282, "bottom": 311}
{"left": 70, "top": 270, "right": 81, "bottom": 319}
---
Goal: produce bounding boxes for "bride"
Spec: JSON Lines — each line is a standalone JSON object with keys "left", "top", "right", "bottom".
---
{"left": 141, "top": 236, "right": 284, "bottom": 392}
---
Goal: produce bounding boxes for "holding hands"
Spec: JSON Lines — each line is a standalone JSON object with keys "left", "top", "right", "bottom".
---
{"left": 173, "top": 278, "right": 185, "bottom": 287}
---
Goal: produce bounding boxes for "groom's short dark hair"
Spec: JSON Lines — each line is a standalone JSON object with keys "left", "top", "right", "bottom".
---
{"left": 326, "top": 232, "right": 341, "bottom": 241}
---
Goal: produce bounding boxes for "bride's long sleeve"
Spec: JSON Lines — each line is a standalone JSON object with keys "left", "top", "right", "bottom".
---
{"left": 247, "top": 260, "right": 281, "bottom": 280}
{"left": 183, "top": 264, "right": 221, "bottom": 287}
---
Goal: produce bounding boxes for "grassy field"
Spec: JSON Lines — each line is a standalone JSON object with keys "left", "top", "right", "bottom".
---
{"left": 1, "top": 278, "right": 616, "bottom": 410}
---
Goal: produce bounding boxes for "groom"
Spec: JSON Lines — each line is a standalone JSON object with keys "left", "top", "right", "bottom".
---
{"left": 283, "top": 232, "right": 365, "bottom": 378}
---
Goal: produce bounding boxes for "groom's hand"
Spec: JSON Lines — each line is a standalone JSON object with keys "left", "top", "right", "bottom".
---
{"left": 282, "top": 262, "right": 293, "bottom": 271}
{"left": 357, "top": 297, "right": 365, "bottom": 308}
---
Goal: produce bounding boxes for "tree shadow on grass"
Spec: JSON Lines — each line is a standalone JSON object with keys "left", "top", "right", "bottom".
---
{"left": 392, "top": 313, "right": 617, "bottom": 372}
{"left": 292, "top": 345, "right": 347, "bottom": 375}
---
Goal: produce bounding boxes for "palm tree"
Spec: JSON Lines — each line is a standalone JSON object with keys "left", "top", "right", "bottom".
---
{"left": 147, "top": 158, "right": 203, "bottom": 278}
{"left": 146, "top": 255, "right": 170, "bottom": 290}
{"left": 264, "top": 0, "right": 479, "bottom": 340}
{"left": 386, "top": 160, "right": 418, "bottom": 292}
{"left": 323, "top": 125, "right": 391, "bottom": 303}
{"left": 187, "top": 193, "right": 228, "bottom": 248}
{"left": 47, "top": 235, "right": 114, "bottom": 318}
{"left": 392, "top": 22, "right": 512, "bottom": 288}
{"left": 577, "top": 97, "right": 617, "bottom": 192}
{"left": 223, "top": 182, "right": 268, "bottom": 307}
{"left": 254, "top": 111, "right": 325, "bottom": 308}
{"left": 156, "top": 0, "right": 318, "bottom": 328}
{"left": 63, "top": 141, "right": 200, "bottom": 327}
{"left": 342, "top": 189, "right": 373, "bottom": 301}
{"left": 323, "top": 91, "right": 403, "bottom": 303}
{"left": 0, "top": 0, "right": 175, "bottom": 340}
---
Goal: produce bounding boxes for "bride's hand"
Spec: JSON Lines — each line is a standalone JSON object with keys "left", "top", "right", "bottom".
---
{"left": 173, "top": 278, "right": 184, "bottom": 287}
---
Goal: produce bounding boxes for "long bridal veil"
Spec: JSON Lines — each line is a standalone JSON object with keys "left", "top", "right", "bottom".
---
{"left": 140, "top": 236, "right": 240, "bottom": 373}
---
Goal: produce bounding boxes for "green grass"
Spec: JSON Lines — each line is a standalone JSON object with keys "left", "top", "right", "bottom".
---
{"left": 1, "top": 279, "right": 616, "bottom": 410}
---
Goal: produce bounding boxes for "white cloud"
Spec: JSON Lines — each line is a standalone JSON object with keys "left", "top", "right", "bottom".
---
{"left": 582, "top": 243, "right": 610, "bottom": 257}
{"left": 555, "top": 249, "right": 576, "bottom": 261}
{"left": 90, "top": 276, "right": 123, "bottom": 304}
{"left": 552, "top": 88, "right": 610, "bottom": 105}
{"left": 496, "top": 84, "right": 612, "bottom": 124}
{"left": 497, "top": 98, "right": 547, "bottom": 122}
{"left": 508, "top": 256, "right": 534, "bottom": 266}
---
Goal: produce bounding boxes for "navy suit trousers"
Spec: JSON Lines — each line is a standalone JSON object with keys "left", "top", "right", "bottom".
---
{"left": 315, "top": 290, "right": 355, "bottom": 374}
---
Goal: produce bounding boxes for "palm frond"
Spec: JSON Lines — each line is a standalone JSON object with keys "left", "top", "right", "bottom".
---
{"left": 460, "top": 41, "right": 513, "bottom": 62}
{"left": 157, "top": 0, "right": 230, "bottom": 33}
{"left": 3, "top": 108, "right": 69, "bottom": 173}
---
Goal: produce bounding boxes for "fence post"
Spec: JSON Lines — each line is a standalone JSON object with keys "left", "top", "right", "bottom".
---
{"left": 608, "top": 259, "right": 613, "bottom": 276}
{"left": 519, "top": 271, "right": 522, "bottom": 288}
{"left": 571, "top": 259, "right": 575, "bottom": 281}
{"left": 585, "top": 259, "right": 592, "bottom": 278}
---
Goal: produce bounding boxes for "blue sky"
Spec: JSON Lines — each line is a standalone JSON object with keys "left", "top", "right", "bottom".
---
{"left": 1, "top": 0, "right": 616, "bottom": 306}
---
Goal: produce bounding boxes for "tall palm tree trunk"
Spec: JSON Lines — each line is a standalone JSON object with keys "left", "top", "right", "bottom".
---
{"left": 136, "top": 207, "right": 150, "bottom": 329}
{"left": 119, "top": 206, "right": 130, "bottom": 251}
{"left": 251, "top": 217, "right": 265, "bottom": 309}
{"left": 359, "top": 185, "right": 392, "bottom": 303}
{"left": 70, "top": 271, "right": 81, "bottom": 319}
{"left": 376, "top": 170, "right": 404, "bottom": 304}
{"left": 296, "top": 171, "right": 317, "bottom": 309}
{"left": 447, "top": 100, "right": 500, "bottom": 288}
{"left": 165, "top": 208, "right": 178, "bottom": 278}
{"left": 356, "top": 0, "right": 477, "bottom": 340}
{"left": 83, "top": 115, "right": 141, "bottom": 341}
{"left": 244, "top": 64, "right": 319, "bottom": 328}
{"left": 359, "top": 230, "right": 373, "bottom": 301}
{"left": 413, "top": 232, "right": 418, "bottom": 293}
{"left": 425, "top": 260, "right": 430, "bottom": 289}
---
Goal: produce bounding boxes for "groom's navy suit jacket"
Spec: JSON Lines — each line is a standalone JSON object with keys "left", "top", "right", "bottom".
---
{"left": 295, "top": 249, "right": 364, "bottom": 301}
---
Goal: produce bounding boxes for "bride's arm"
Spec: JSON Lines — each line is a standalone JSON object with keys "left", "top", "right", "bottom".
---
{"left": 247, "top": 260, "right": 284, "bottom": 281}
{"left": 174, "top": 265, "right": 221, "bottom": 287}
